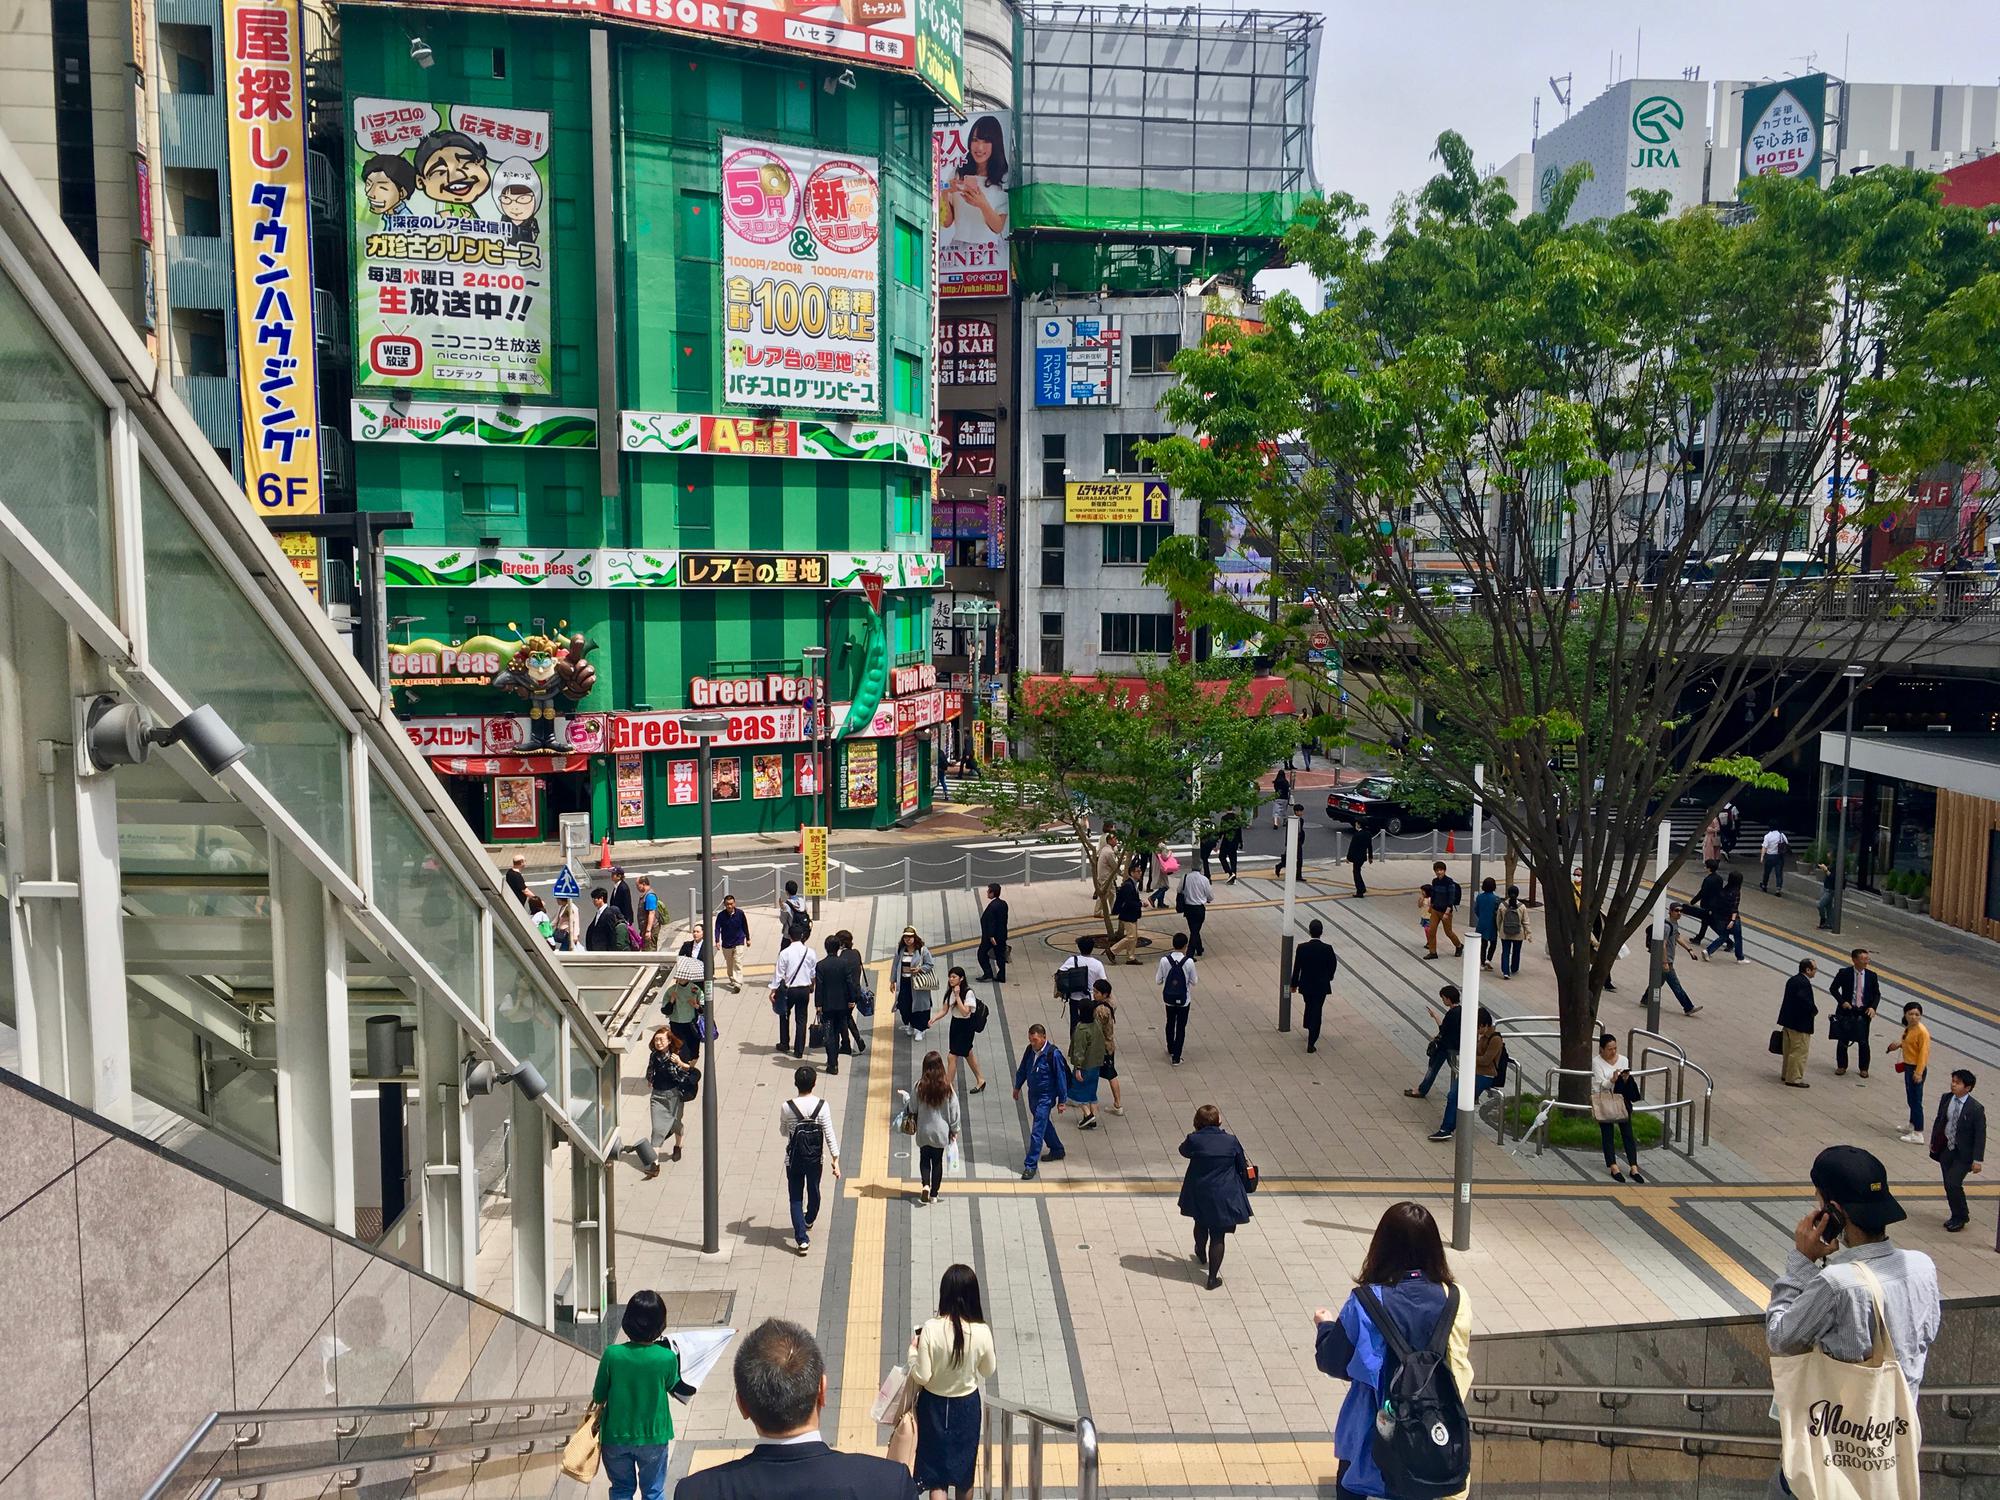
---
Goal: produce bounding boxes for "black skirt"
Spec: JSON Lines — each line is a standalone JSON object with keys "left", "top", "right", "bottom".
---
{"left": 914, "top": 1388, "right": 981, "bottom": 1491}
{"left": 948, "top": 1015, "right": 977, "bottom": 1057}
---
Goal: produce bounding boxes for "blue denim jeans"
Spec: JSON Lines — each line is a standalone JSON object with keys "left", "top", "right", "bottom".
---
{"left": 603, "top": 1442, "right": 670, "bottom": 1500}
{"left": 1413, "top": 1051, "right": 1447, "bottom": 1097}
{"left": 786, "top": 1159, "right": 822, "bottom": 1247}
{"left": 1905, "top": 1070, "right": 1925, "bottom": 1134}
{"left": 1663, "top": 967, "right": 1695, "bottom": 1013}
{"left": 1706, "top": 918, "right": 1743, "bottom": 959}
{"left": 1439, "top": 1073, "right": 1499, "bottom": 1135}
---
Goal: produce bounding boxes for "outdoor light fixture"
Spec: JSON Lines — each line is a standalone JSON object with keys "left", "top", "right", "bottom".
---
{"left": 616, "top": 1138, "right": 660, "bottom": 1172}
{"left": 464, "top": 1054, "right": 549, "bottom": 1101}
{"left": 410, "top": 34, "right": 435, "bottom": 67}
{"left": 822, "top": 67, "right": 856, "bottom": 94}
{"left": 83, "top": 696, "right": 248, "bottom": 777}
{"left": 682, "top": 713, "right": 729, "bottom": 737}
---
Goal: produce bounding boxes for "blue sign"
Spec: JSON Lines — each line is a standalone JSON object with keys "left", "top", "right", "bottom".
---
{"left": 1034, "top": 346, "right": 1068, "bottom": 407}
{"left": 551, "top": 863, "right": 581, "bottom": 900}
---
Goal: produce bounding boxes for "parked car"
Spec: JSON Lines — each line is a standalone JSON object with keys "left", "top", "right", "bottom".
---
{"left": 1325, "top": 775, "right": 1469, "bottom": 835}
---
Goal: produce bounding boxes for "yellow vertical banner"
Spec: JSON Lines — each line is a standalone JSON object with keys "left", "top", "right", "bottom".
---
{"left": 222, "top": 0, "right": 321, "bottom": 517}
{"left": 801, "top": 825, "right": 829, "bottom": 898}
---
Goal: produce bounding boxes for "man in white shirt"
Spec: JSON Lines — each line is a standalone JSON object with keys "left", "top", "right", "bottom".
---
{"left": 1052, "top": 936, "right": 1108, "bottom": 1015}
{"left": 1155, "top": 933, "right": 1197, "bottom": 1065}
{"left": 769, "top": 932, "right": 818, "bottom": 1059}
{"left": 1178, "top": 866, "right": 1214, "bottom": 957}
{"left": 777, "top": 1066, "right": 840, "bottom": 1255}
{"left": 1760, "top": 827, "right": 1790, "bottom": 895}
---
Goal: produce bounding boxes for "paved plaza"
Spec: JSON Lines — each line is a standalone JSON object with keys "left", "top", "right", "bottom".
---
{"left": 491, "top": 849, "right": 2000, "bottom": 1496}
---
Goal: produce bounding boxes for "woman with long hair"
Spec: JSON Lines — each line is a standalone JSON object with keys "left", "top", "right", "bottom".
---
{"left": 891, "top": 926, "right": 936, "bottom": 1039}
{"left": 1176, "top": 1103, "right": 1253, "bottom": 1289}
{"left": 909, "top": 1049, "right": 961, "bottom": 1205}
{"left": 590, "top": 1288, "right": 681, "bottom": 1500}
{"left": 644, "top": 1026, "right": 693, "bottom": 1171}
{"left": 909, "top": 1263, "right": 997, "bottom": 1499}
{"left": 1312, "top": 1203, "right": 1473, "bottom": 1499}
{"left": 931, "top": 965, "right": 987, "bottom": 1092}
{"left": 940, "top": 114, "right": 1009, "bottom": 244}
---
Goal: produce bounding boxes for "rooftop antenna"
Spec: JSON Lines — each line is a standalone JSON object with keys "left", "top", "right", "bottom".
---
{"left": 1682, "top": 64, "right": 1700, "bottom": 81}
{"left": 1532, "top": 94, "right": 1541, "bottom": 146}
{"left": 1550, "top": 72, "right": 1572, "bottom": 120}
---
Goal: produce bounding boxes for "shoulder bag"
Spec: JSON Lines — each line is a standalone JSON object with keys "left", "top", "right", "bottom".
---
{"left": 1590, "top": 1089, "right": 1629, "bottom": 1123}
{"left": 1770, "top": 1260, "right": 1921, "bottom": 1499}
{"left": 560, "top": 1404, "right": 601, "bottom": 1482}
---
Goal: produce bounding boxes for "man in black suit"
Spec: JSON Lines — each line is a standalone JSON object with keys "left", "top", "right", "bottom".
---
{"left": 978, "top": 882, "right": 1010, "bottom": 982}
{"left": 1288, "top": 918, "right": 1340, "bottom": 1053}
{"left": 672, "top": 1319, "right": 909, "bottom": 1500}
{"left": 1776, "top": 957, "right": 1818, "bottom": 1088}
{"left": 583, "top": 888, "right": 621, "bottom": 951}
{"left": 609, "top": 865, "right": 634, "bottom": 925}
{"left": 1829, "top": 947, "right": 1882, "bottom": 1077}
{"left": 815, "top": 932, "right": 865, "bottom": 1075}
{"left": 1931, "top": 1068, "right": 1986, "bottom": 1232}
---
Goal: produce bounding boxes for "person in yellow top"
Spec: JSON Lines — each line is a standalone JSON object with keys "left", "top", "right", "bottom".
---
{"left": 1887, "top": 1001, "right": 1932, "bottom": 1144}
{"left": 908, "top": 1264, "right": 998, "bottom": 1499}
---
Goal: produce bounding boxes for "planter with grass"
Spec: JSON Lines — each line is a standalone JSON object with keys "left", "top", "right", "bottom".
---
{"left": 1501, "top": 1093, "right": 1669, "bottom": 1150}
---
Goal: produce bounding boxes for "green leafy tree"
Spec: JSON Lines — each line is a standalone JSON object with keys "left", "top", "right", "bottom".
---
{"left": 986, "top": 666, "right": 1295, "bottom": 937}
{"left": 1145, "top": 137, "right": 2000, "bottom": 1094}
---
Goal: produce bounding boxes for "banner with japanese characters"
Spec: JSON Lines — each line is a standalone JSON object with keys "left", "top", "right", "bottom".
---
{"left": 222, "top": 0, "right": 321, "bottom": 515}
{"left": 352, "top": 98, "right": 553, "bottom": 394}
{"left": 933, "top": 112, "right": 1009, "bottom": 297}
{"left": 721, "top": 137, "right": 881, "bottom": 413}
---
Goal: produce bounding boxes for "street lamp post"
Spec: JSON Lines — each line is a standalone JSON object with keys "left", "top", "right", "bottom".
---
{"left": 802, "top": 645, "right": 829, "bottom": 920}
{"left": 1450, "top": 763, "right": 1483, "bottom": 1251}
{"left": 1831, "top": 664, "right": 1864, "bottom": 935}
{"left": 683, "top": 710, "right": 730, "bottom": 1254}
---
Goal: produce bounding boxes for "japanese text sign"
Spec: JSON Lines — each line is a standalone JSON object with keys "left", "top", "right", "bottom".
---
{"left": 934, "top": 112, "right": 1009, "bottom": 297}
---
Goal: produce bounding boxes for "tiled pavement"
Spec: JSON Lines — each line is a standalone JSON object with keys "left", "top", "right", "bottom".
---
{"left": 490, "top": 852, "right": 2000, "bottom": 1495}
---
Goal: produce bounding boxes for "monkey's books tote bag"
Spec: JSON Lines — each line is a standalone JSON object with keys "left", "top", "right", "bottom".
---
{"left": 1769, "top": 1261, "right": 1921, "bottom": 1500}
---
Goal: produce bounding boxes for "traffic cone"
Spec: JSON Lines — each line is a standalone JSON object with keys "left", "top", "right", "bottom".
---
{"left": 1445, "top": 830, "right": 1456, "bottom": 854}
{"left": 598, "top": 834, "right": 613, "bottom": 868}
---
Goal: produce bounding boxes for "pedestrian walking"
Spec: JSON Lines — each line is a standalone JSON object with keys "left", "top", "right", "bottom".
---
{"left": 1346, "top": 825, "right": 1372, "bottom": 896}
{"left": 1776, "top": 958, "right": 1818, "bottom": 1087}
{"left": 1197, "top": 825, "right": 1218, "bottom": 877}
{"left": 714, "top": 892, "right": 749, "bottom": 992}
{"left": 1830, "top": 947, "right": 1881, "bottom": 1078}
{"left": 1176, "top": 862, "right": 1213, "bottom": 955}
{"left": 1012, "top": 1024, "right": 1069, "bottom": 1179}
{"left": 769, "top": 930, "right": 817, "bottom": 1059}
{"left": 1431, "top": 1007, "right": 1504, "bottom": 1142}
{"left": 932, "top": 966, "right": 987, "bottom": 1093}
{"left": 1764, "top": 1145, "right": 1939, "bottom": 1500}
{"left": 1052, "top": 936, "right": 1107, "bottom": 1016}
{"left": 663, "top": 956, "right": 706, "bottom": 1063}
{"left": 780, "top": 879, "right": 810, "bottom": 940}
{"left": 1424, "top": 861, "right": 1464, "bottom": 960}
{"left": 1497, "top": 886, "right": 1530, "bottom": 978}
{"left": 909, "top": 1264, "right": 996, "bottom": 1500}
{"left": 590, "top": 1289, "right": 680, "bottom": 1500}
{"left": 644, "top": 1027, "right": 695, "bottom": 1171}
{"left": 1217, "top": 815, "right": 1242, "bottom": 883}
{"left": 528, "top": 893, "right": 555, "bottom": 948}
{"left": 1932, "top": 1069, "right": 1985, "bottom": 1232}
{"left": 610, "top": 865, "right": 634, "bottom": 925}
{"left": 1592, "top": 1033, "right": 1645, "bottom": 1182}
{"left": 1289, "top": 918, "right": 1338, "bottom": 1054}
{"left": 505, "top": 852, "right": 529, "bottom": 906}
{"left": 815, "top": 932, "right": 863, "bottom": 1076}
{"left": 892, "top": 926, "right": 937, "bottom": 1038}
{"left": 1702, "top": 817, "right": 1722, "bottom": 867}
{"left": 1273, "top": 802, "right": 1307, "bottom": 881}
{"left": 1086, "top": 979, "right": 1125, "bottom": 1116}
{"left": 976, "top": 883, "right": 1009, "bottom": 982}
{"left": 1272, "top": 767, "right": 1292, "bottom": 825}
{"left": 553, "top": 895, "right": 581, "bottom": 951}
{"left": 1109, "top": 869, "right": 1144, "bottom": 965}
{"left": 1068, "top": 1003, "right": 1111, "bottom": 1129}
{"left": 1157, "top": 933, "right": 1196, "bottom": 1065}
{"left": 1685, "top": 859, "right": 1725, "bottom": 945}
{"left": 1404, "top": 986, "right": 1462, "bottom": 1099}
{"left": 1886, "top": 1002, "right": 1931, "bottom": 1143}
{"left": 1473, "top": 876, "right": 1500, "bottom": 970}
{"left": 584, "top": 886, "right": 624, "bottom": 950}
{"left": 1313, "top": 1202, "right": 1473, "bottom": 1500}
{"left": 1816, "top": 862, "right": 1837, "bottom": 930}
{"left": 1702, "top": 871, "right": 1746, "bottom": 962}
{"left": 1092, "top": 825, "right": 1125, "bottom": 916}
{"left": 902, "top": 1050, "right": 961, "bottom": 1206}
{"left": 1177, "top": 1104, "right": 1254, "bottom": 1290}
{"left": 777, "top": 1065, "right": 840, "bottom": 1255}
{"left": 1647, "top": 902, "right": 1703, "bottom": 1016}
{"left": 1760, "top": 827, "right": 1790, "bottom": 894}
{"left": 1718, "top": 802, "right": 1741, "bottom": 861}
{"left": 1147, "top": 847, "right": 1175, "bottom": 909}
{"left": 635, "top": 874, "right": 661, "bottom": 949}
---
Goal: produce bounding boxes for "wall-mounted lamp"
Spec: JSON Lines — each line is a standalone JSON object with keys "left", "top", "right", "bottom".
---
{"left": 464, "top": 1054, "right": 549, "bottom": 1101}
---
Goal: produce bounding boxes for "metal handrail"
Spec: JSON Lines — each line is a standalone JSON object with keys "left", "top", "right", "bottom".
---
{"left": 979, "top": 1392, "right": 1098, "bottom": 1500}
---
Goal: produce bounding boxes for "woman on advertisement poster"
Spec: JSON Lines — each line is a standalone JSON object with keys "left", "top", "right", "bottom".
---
{"left": 939, "top": 115, "right": 1008, "bottom": 250}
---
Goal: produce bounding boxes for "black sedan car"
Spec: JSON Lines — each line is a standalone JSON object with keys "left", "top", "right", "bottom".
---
{"left": 1324, "top": 775, "right": 1469, "bottom": 836}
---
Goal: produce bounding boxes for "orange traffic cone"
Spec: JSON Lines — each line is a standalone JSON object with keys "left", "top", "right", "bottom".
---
{"left": 1445, "top": 830, "right": 1456, "bottom": 854}
{"left": 598, "top": 834, "right": 613, "bottom": 868}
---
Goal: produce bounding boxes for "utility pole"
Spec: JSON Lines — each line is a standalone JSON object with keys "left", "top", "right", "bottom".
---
{"left": 1450, "top": 764, "right": 1483, "bottom": 1251}
{"left": 1643, "top": 819, "right": 1671, "bottom": 1035}
{"left": 685, "top": 711, "right": 728, "bottom": 1254}
{"left": 1831, "top": 664, "right": 1863, "bottom": 934}
{"left": 1276, "top": 807, "right": 1301, "bottom": 1032}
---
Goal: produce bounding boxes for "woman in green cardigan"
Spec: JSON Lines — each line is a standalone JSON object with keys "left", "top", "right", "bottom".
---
{"left": 1068, "top": 1003, "right": 1111, "bottom": 1130}
{"left": 591, "top": 1289, "right": 681, "bottom": 1500}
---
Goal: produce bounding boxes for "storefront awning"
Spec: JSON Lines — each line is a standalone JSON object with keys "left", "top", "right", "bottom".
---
{"left": 1818, "top": 732, "right": 2000, "bottom": 799}
{"left": 432, "top": 754, "right": 592, "bottom": 776}
{"left": 1019, "top": 673, "right": 1296, "bottom": 715}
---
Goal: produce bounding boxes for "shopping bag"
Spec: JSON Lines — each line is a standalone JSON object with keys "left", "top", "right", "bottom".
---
{"left": 559, "top": 1405, "right": 601, "bottom": 1482}
{"left": 1158, "top": 852, "right": 1180, "bottom": 875}
{"left": 1770, "top": 1262, "right": 1921, "bottom": 1499}
{"left": 887, "top": 1409, "right": 918, "bottom": 1471}
{"left": 870, "top": 1363, "right": 917, "bottom": 1424}
{"left": 946, "top": 1138, "right": 963, "bottom": 1173}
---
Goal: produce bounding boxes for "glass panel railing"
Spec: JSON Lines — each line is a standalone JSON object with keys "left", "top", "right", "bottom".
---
{"left": 367, "top": 778, "right": 479, "bottom": 1010}
{"left": 492, "top": 946, "right": 559, "bottom": 1098}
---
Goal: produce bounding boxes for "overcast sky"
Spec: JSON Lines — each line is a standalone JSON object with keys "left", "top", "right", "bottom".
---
{"left": 1307, "top": 0, "right": 2000, "bottom": 224}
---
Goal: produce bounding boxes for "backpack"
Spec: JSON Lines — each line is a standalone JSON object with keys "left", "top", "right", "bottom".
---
{"left": 1162, "top": 954, "right": 1190, "bottom": 1006}
{"left": 609, "top": 910, "right": 638, "bottom": 951}
{"left": 971, "top": 997, "right": 990, "bottom": 1033}
{"left": 785, "top": 1099, "right": 825, "bottom": 1170}
{"left": 1500, "top": 903, "right": 1525, "bottom": 940}
{"left": 786, "top": 904, "right": 813, "bottom": 943}
{"left": 1057, "top": 960, "right": 1093, "bottom": 999}
{"left": 1353, "top": 1283, "right": 1471, "bottom": 1498}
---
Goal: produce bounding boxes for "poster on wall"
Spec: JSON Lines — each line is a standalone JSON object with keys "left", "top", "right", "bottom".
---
{"left": 843, "top": 742, "right": 879, "bottom": 809}
{"left": 941, "top": 412, "right": 997, "bottom": 476}
{"left": 712, "top": 756, "right": 743, "bottom": 801}
{"left": 493, "top": 774, "right": 538, "bottom": 832}
{"left": 752, "top": 755, "right": 784, "bottom": 799}
{"left": 615, "top": 752, "right": 645, "bottom": 829}
{"left": 721, "top": 137, "right": 881, "bottom": 413}
{"left": 667, "top": 760, "right": 698, "bottom": 806}
{"left": 352, "top": 98, "right": 553, "bottom": 394}
{"left": 897, "top": 734, "right": 920, "bottom": 815}
{"left": 796, "top": 752, "right": 822, "bottom": 797}
{"left": 933, "top": 112, "right": 1010, "bottom": 298}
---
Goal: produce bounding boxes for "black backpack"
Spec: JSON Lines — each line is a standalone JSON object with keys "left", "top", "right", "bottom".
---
{"left": 786, "top": 905, "right": 813, "bottom": 943}
{"left": 1162, "top": 954, "right": 1190, "bottom": 1005}
{"left": 1057, "top": 960, "right": 1093, "bottom": 999}
{"left": 1353, "top": 1284, "right": 1470, "bottom": 1498}
{"left": 971, "top": 997, "right": 990, "bottom": 1033}
{"left": 785, "top": 1100, "right": 825, "bottom": 1170}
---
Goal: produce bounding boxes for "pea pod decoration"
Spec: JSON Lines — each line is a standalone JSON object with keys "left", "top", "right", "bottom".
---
{"left": 838, "top": 612, "right": 889, "bottom": 737}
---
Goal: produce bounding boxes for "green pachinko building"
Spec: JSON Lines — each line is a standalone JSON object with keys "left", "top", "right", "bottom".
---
{"left": 337, "top": 0, "right": 963, "bottom": 842}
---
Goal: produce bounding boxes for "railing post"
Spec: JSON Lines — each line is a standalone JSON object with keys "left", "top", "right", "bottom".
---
{"left": 1024, "top": 849, "right": 1032, "bottom": 886}
{"left": 1027, "top": 1419, "right": 1045, "bottom": 1500}
{"left": 903, "top": 856, "right": 913, "bottom": 926}
{"left": 1002, "top": 1409, "right": 1014, "bottom": 1498}
{"left": 721, "top": 873, "right": 731, "bottom": 899}
{"left": 966, "top": 850, "right": 973, "bottom": 888}
{"left": 840, "top": 862, "right": 848, "bottom": 901}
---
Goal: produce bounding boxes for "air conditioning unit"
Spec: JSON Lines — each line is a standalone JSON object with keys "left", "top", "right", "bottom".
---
{"left": 318, "top": 426, "right": 351, "bottom": 491}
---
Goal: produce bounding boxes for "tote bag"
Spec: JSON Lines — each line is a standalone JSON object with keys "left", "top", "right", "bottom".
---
{"left": 1770, "top": 1261, "right": 1921, "bottom": 1500}
{"left": 559, "top": 1405, "right": 601, "bottom": 1482}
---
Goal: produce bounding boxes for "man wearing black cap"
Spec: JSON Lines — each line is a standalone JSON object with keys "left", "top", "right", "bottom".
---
{"left": 1766, "top": 1144, "right": 1941, "bottom": 1495}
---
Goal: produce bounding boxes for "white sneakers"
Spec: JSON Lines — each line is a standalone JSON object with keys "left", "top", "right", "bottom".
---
{"left": 1899, "top": 1131, "right": 1926, "bottom": 1144}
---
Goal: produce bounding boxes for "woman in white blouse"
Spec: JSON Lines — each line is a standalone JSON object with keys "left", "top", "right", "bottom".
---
{"left": 1591, "top": 1033, "right": 1646, "bottom": 1184}
{"left": 909, "top": 1263, "right": 997, "bottom": 1499}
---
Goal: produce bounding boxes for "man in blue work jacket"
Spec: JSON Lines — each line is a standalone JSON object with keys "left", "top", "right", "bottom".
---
{"left": 1012, "top": 1023, "right": 1070, "bottom": 1180}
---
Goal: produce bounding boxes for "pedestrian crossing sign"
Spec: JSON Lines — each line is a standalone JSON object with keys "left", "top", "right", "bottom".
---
{"left": 551, "top": 863, "right": 581, "bottom": 900}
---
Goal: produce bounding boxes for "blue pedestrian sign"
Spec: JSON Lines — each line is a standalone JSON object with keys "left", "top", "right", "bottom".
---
{"left": 550, "top": 863, "right": 581, "bottom": 901}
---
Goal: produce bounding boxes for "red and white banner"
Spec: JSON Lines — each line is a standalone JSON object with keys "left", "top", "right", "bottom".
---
{"left": 431, "top": 754, "right": 590, "bottom": 775}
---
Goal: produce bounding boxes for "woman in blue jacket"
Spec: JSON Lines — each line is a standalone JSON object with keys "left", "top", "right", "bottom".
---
{"left": 1177, "top": 1104, "right": 1253, "bottom": 1291}
{"left": 1312, "top": 1202, "right": 1474, "bottom": 1499}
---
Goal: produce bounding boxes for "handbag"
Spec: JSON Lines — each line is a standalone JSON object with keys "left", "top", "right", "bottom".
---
{"left": 899, "top": 1105, "right": 918, "bottom": 1136}
{"left": 1158, "top": 852, "right": 1180, "bottom": 875}
{"left": 911, "top": 966, "right": 937, "bottom": 992}
{"left": 559, "top": 1405, "right": 601, "bottom": 1482}
{"left": 1770, "top": 1261, "right": 1921, "bottom": 1499}
{"left": 1769, "top": 1028, "right": 1786, "bottom": 1056}
{"left": 887, "top": 1409, "right": 918, "bottom": 1471}
{"left": 1590, "top": 1090, "right": 1629, "bottom": 1123}
{"left": 1830, "top": 1007, "right": 1855, "bottom": 1043}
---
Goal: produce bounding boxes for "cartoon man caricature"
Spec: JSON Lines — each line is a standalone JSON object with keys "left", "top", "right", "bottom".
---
{"left": 361, "top": 153, "right": 417, "bottom": 220}
{"left": 412, "top": 129, "right": 491, "bottom": 217}
{"left": 491, "top": 157, "right": 542, "bottom": 244}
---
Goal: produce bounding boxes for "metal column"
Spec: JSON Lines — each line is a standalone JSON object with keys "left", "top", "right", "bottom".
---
{"left": 271, "top": 844, "right": 356, "bottom": 1233}
{"left": 511, "top": 1091, "right": 553, "bottom": 1327}
{"left": 416, "top": 999, "right": 476, "bottom": 1290}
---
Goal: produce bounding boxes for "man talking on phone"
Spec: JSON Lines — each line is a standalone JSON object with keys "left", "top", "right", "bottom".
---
{"left": 1763, "top": 1144, "right": 1941, "bottom": 1497}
